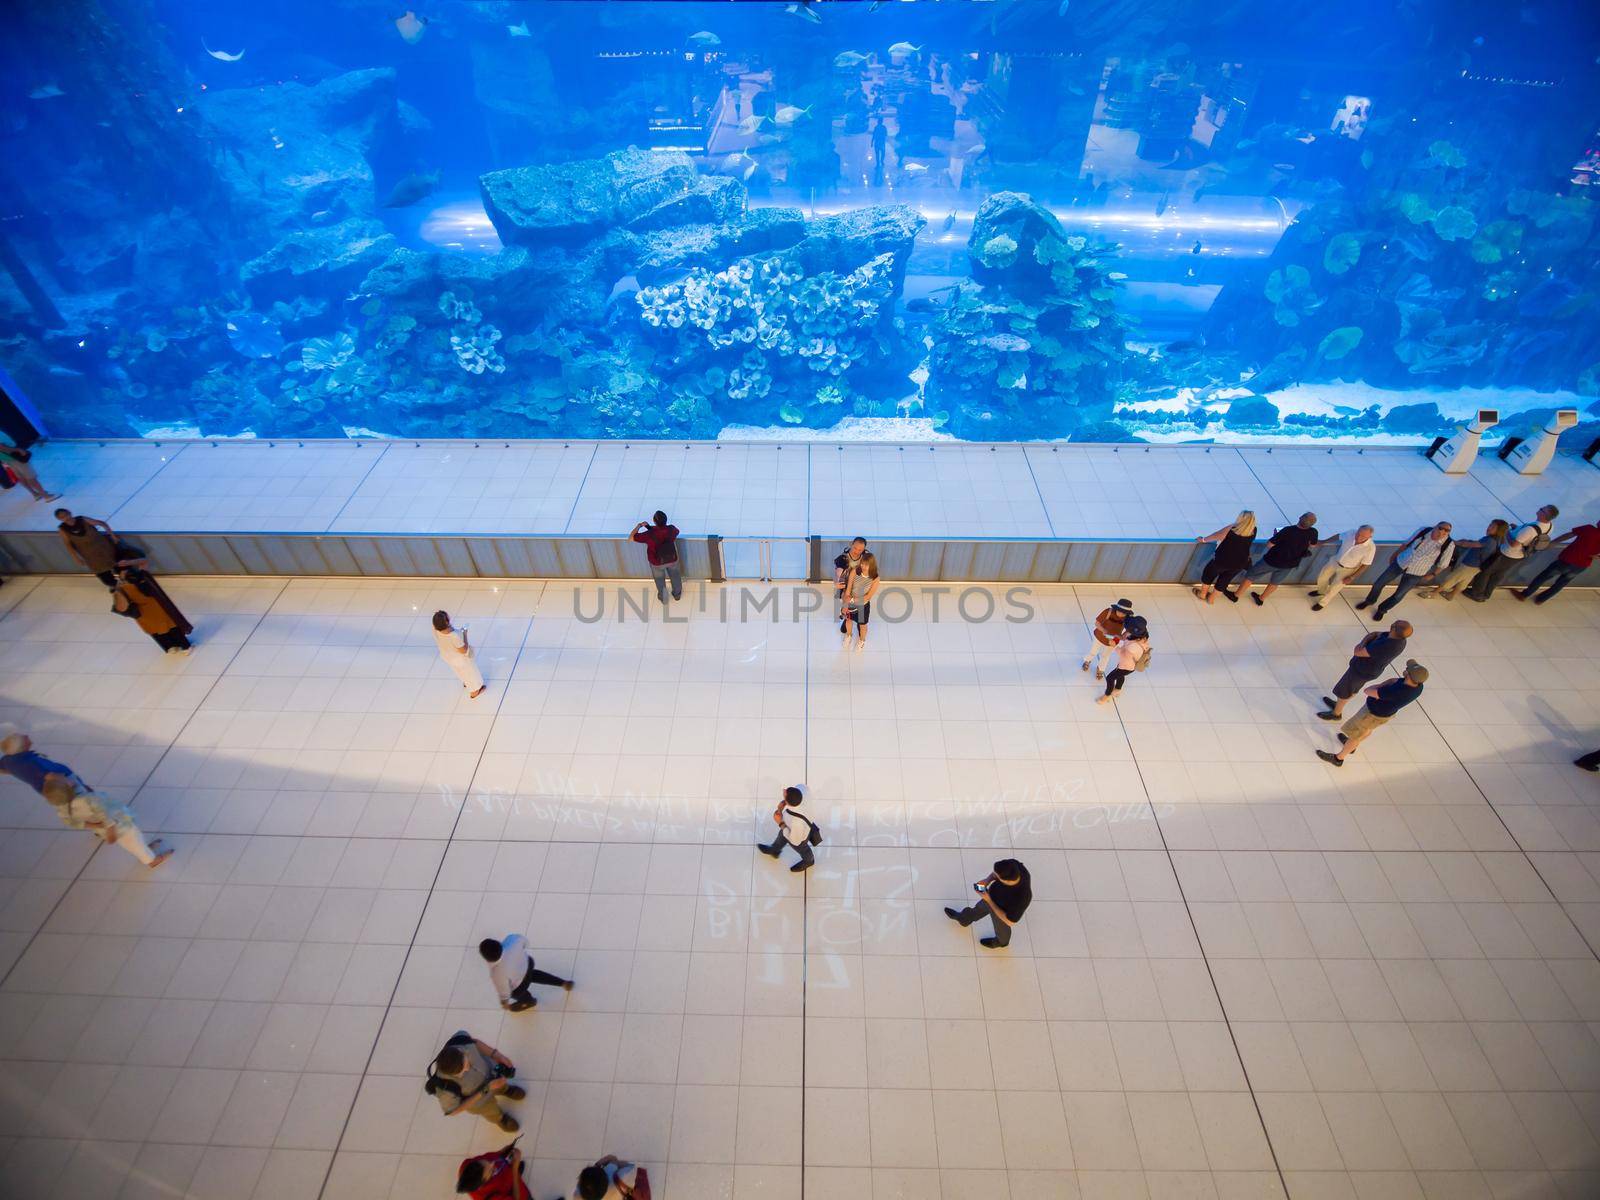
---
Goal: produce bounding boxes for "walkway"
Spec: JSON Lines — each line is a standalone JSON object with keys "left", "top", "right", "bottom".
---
{"left": 4, "top": 438, "right": 1598, "bottom": 543}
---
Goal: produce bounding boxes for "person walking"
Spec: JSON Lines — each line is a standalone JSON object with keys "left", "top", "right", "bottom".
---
{"left": 456, "top": 1142, "right": 529, "bottom": 1200}
{"left": 757, "top": 784, "right": 819, "bottom": 873}
{"left": 1423, "top": 519, "right": 1508, "bottom": 600}
{"left": 1466, "top": 504, "right": 1558, "bottom": 601}
{"left": 1316, "top": 620, "right": 1410, "bottom": 721}
{"left": 1095, "top": 618, "right": 1150, "bottom": 705}
{"left": 1308, "top": 524, "right": 1376, "bottom": 610}
{"left": 0, "top": 443, "right": 59, "bottom": 502}
{"left": 1081, "top": 597, "right": 1132, "bottom": 678}
{"left": 1515, "top": 518, "right": 1600, "bottom": 605}
{"left": 112, "top": 565, "right": 193, "bottom": 654}
{"left": 574, "top": 1154, "right": 649, "bottom": 1200}
{"left": 834, "top": 537, "right": 868, "bottom": 632}
{"left": 871, "top": 118, "right": 889, "bottom": 186}
{"left": 1316, "top": 661, "right": 1427, "bottom": 767}
{"left": 630, "top": 511, "right": 682, "bottom": 604}
{"left": 0, "top": 733, "right": 84, "bottom": 797}
{"left": 41, "top": 773, "right": 172, "bottom": 868}
{"left": 56, "top": 508, "right": 136, "bottom": 587}
{"left": 945, "top": 858, "right": 1032, "bottom": 949}
{"left": 433, "top": 610, "right": 486, "bottom": 699}
{"left": 1192, "top": 511, "right": 1256, "bottom": 604}
{"left": 842, "top": 550, "right": 880, "bottom": 651}
{"left": 1232, "top": 512, "right": 1319, "bottom": 606}
{"left": 426, "top": 1031, "right": 525, "bottom": 1133}
{"left": 1356, "top": 522, "right": 1454, "bottom": 620}
{"left": 480, "top": 933, "right": 573, "bottom": 1011}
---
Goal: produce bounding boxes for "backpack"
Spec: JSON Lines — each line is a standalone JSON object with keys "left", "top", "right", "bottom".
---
{"left": 424, "top": 1033, "right": 476, "bottom": 1111}
{"left": 1133, "top": 645, "right": 1153, "bottom": 672}
{"left": 1530, "top": 523, "right": 1552, "bottom": 552}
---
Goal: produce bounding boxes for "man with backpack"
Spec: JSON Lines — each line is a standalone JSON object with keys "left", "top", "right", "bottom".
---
{"left": 1356, "top": 521, "right": 1454, "bottom": 620}
{"left": 630, "top": 511, "right": 682, "bottom": 604}
{"left": 426, "top": 1031, "right": 525, "bottom": 1132}
{"left": 757, "top": 784, "right": 820, "bottom": 872}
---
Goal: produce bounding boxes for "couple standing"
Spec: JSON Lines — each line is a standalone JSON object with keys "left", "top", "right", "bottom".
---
{"left": 834, "top": 536, "right": 881, "bottom": 651}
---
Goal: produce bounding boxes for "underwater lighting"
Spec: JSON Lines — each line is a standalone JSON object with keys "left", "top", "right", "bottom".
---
{"left": 419, "top": 200, "right": 502, "bottom": 252}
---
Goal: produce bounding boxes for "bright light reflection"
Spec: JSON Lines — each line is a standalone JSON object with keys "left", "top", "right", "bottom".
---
{"left": 419, "top": 200, "right": 503, "bottom": 252}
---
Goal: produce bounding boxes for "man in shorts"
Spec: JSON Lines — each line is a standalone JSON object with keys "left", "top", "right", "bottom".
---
{"left": 1316, "top": 620, "right": 1410, "bottom": 721}
{"left": 1317, "top": 661, "right": 1427, "bottom": 766}
{"left": 1235, "top": 512, "right": 1319, "bottom": 607}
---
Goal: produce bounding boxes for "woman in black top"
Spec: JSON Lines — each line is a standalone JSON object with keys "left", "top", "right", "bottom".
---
{"left": 1193, "top": 510, "right": 1256, "bottom": 604}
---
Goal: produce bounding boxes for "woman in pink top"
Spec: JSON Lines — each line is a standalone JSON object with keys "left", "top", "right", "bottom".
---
{"left": 1095, "top": 631, "right": 1149, "bottom": 705}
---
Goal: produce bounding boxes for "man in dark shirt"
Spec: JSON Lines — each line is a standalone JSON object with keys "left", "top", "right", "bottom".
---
{"left": 630, "top": 510, "right": 682, "bottom": 604}
{"left": 945, "top": 858, "right": 1031, "bottom": 949}
{"left": 1317, "top": 620, "right": 1411, "bottom": 720}
{"left": 1235, "top": 512, "right": 1318, "bottom": 607}
{"left": 0, "top": 733, "right": 82, "bottom": 795}
{"left": 1515, "top": 520, "right": 1600, "bottom": 605}
{"left": 1317, "top": 661, "right": 1426, "bottom": 766}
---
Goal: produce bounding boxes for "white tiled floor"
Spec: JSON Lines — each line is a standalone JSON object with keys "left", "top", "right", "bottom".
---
{"left": 0, "top": 574, "right": 1597, "bottom": 1200}
{"left": 6, "top": 440, "right": 1600, "bottom": 546}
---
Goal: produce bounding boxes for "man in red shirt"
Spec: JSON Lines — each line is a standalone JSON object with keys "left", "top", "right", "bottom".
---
{"left": 1514, "top": 520, "right": 1600, "bottom": 605}
{"left": 456, "top": 1143, "right": 529, "bottom": 1199}
{"left": 630, "top": 510, "right": 682, "bottom": 603}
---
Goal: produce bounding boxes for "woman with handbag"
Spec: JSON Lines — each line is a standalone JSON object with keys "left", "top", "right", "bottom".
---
{"left": 0, "top": 443, "right": 58, "bottom": 501}
{"left": 112, "top": 565, "right": 194, "bottom": 654}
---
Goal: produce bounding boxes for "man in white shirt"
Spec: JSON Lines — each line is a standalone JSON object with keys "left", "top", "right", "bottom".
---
{"left": 1466, "top": 503, "right": 1557, "bottom": 601}
{"left": 1309, "top": 525, "right": 1376, "bottom": 611}
{"left": 1357, "top": 521, "right": 1454, "bottom": 620}
{"left": 479, "top": 934, "right": 573, "bottom": 1011}
{"left": 757, "top": 784, "right": 817, "bottom": 872}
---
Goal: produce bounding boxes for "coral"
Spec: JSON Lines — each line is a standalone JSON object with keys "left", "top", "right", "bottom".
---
{"left": 451, "top": 325, "right": 506, "bottom": 374}
{"left": 1322, "top": 233, "right": 1361, "bottom": 276}
{"left": 1470, "top": 220, "right": 1522, "bottom": 264}
{"left": 1316, "top": 326, "right": 1364, "bottom": 361}
{"left": 1264, "top": 265, "right": 1320, "bottom": 327}
{"left": 300, "top": 332, "right": 356, "bottom": 371}
{"left": 979, "top": 234, "right": 1019, "bottom": 269}
{"left": 1427, "top": 140, "right": 1466, "bottom": 169}
{"left": 439, "top": 291, "right": 483, "bottom": 324}
{"left": 1430, "top": 206, "right": 1478, "bottom": 242}
{"left": 224, "top": 311, "right": 284, "bottom": 360}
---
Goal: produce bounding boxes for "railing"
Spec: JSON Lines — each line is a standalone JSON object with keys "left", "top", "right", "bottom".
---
{"left": 0, "top": 527, "right": 1590, "bottom": 589}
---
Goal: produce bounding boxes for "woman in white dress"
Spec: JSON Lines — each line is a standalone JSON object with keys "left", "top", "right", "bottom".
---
{"left": 433, "top": 610, "right": 486, "bottom": 698}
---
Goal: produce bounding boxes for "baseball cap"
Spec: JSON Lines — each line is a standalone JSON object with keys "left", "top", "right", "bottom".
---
{"left": 1404, "top": 660, "right": 1429, "bottom": 683}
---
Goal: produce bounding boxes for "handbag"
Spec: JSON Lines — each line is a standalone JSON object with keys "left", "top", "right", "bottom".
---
{"left": 1134, "top": 646, "right": 1153, "bottom": 672}
{"left": 113, "top": 592, "right": 141, "bottom": 620}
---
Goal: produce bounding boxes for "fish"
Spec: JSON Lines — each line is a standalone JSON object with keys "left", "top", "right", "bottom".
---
{"left": 888, "top": 41, "right": 921, "bottom": 57}
{"left": 904, "top": 162, "right": 928, "bottom": 174}
{"left": 833, "top": 51, "right": 869, "bottom": 68}
{"left": 382, "top": 169, "right": 440, "bottom": 208}
{"left": 638, "top": 266, "right": 694, "bottom": 289}
{"left": 737, "top": 114, "right": 767, "bottom": 134}
{"left": 393, "top": 10, "right": 427, "bottom": 43}
{"left": 965, "top": 142, "right": 987, "bottom": 157}
{"left": 507, "top": 21, "right": 530, "bottom": 37}
{"left": 28, "top": 84, "right": 64, "bottom": 99}
{"left": 870, "top": 0, "right": 888, "bottom": 9}
{"left": 203, "top": 42, "right": 245, "bottom": 62}
{"left": 608, "top": 274, "right": 642, "bottom": 302}
{"left": 1155, "top": 194, "right": 1169, "bottom": 217}
{"left": 687, "top": 31, "right": 721, "bottom": 47}
{"left": 1191, "top": 239, "right": 1203, "bottom": 254}
{"left": 774, "top": 104, "right": 811, "bottom": 126}
{"left": 48, "top": 365, "right": 86, "bottom": 378}
{"left": 786, "top": 2, "right": 822, "bottom": 25}
{"left": 942, "top": 210, "right": 956, "bottom": 231}
{"left": 1058, "top": 0, "right": 1071, "bottom": 14}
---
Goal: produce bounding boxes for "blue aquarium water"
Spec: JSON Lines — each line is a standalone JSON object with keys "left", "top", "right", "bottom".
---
{"left": 1, "top": 0, "right": 1597, "bottom": 445}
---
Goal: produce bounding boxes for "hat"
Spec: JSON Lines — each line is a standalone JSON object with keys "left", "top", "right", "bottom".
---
{"left": 1403, "top": 659, "right": 1429, "bottom": 684}
{"left": 1113, "top": 598, "right": 1133, "bottom": 612}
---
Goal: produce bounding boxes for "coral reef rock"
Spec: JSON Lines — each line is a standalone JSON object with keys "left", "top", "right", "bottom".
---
{"left": 479, "top": 148, "right": 698, "bottom": 247}
{"left": 197, "top": 68, "right": 400, "bottom": 241}
{"left": 242, "top": 219, "right": 397, "bottom": 303}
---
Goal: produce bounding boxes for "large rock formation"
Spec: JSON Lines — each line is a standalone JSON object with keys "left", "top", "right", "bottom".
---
{"left": 241, "top": 219, "right": 397, "bottom": 303}
{"left": 479, "top": 148, "right": 699, "bottom": 247}
{"left": 196, "top": 68, "right": 400, "bottom": 241}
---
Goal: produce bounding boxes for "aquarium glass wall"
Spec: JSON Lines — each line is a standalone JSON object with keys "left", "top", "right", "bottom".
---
{"left": 2, "top": 0, "right": 1598, "bottom": 444}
